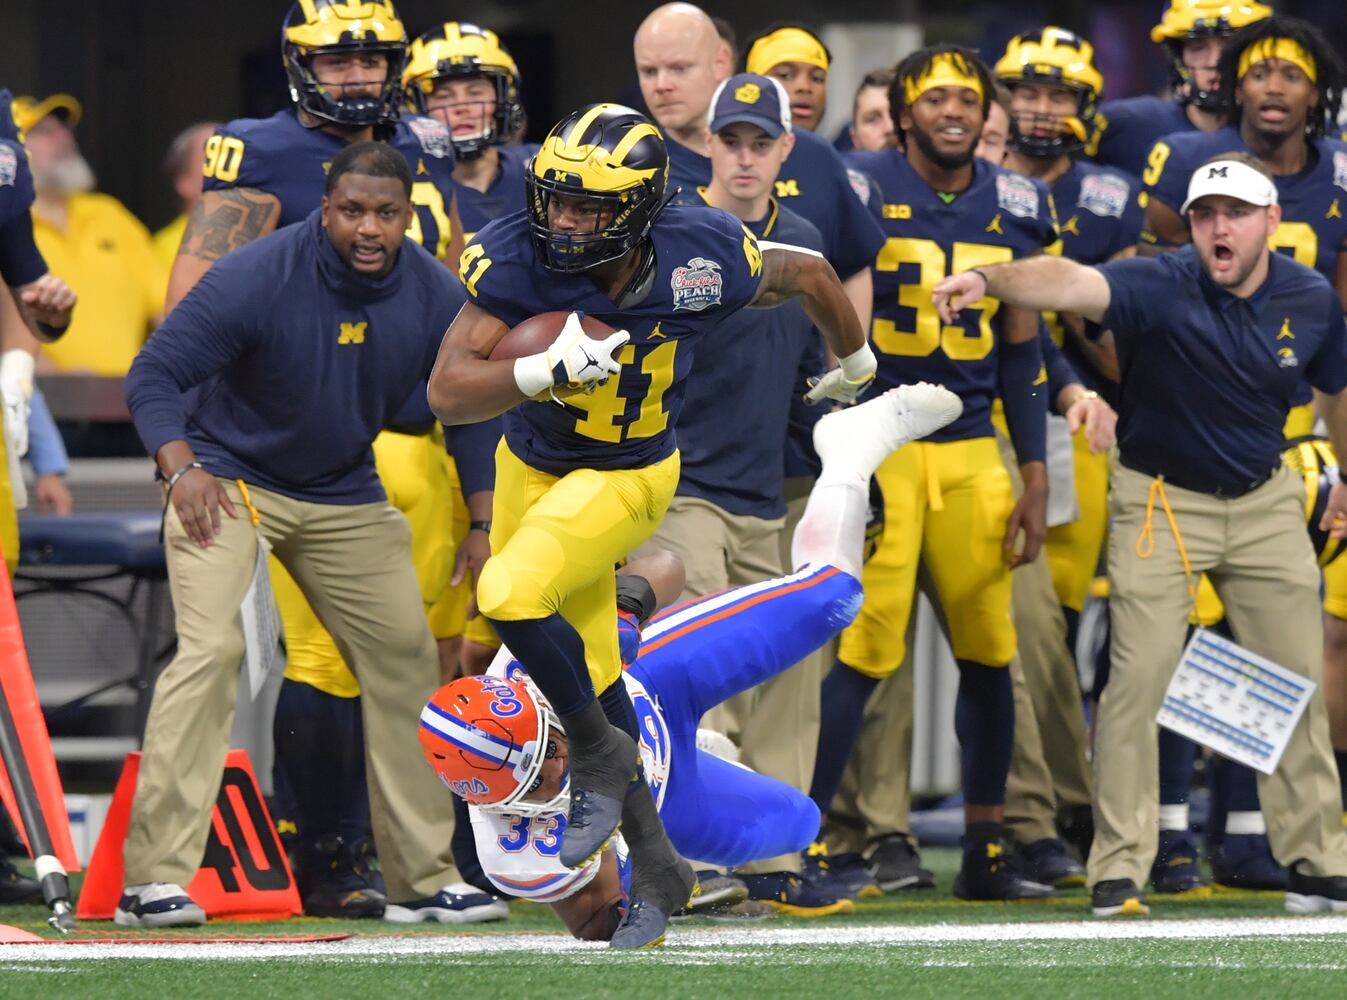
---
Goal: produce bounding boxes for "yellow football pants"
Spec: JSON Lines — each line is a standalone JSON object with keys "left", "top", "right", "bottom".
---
{"left": 276, "top": 428, "right": 460, "bottom": 696}
{"left": 0, "top": 432, "right": 16, "bottom": 577}
{"left": 839, "top": 437, "right": 1017, "bottom": 676}
{"left": 476, "top": 440, "right": 680, "bottom": 695}
{"left": 1045, "top": 432, "right": 1110, "bottom": 613}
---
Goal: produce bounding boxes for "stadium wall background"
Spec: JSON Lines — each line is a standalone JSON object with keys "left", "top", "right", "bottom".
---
{"left": 3, "top": 0, "right": 1345, "bottom": 236}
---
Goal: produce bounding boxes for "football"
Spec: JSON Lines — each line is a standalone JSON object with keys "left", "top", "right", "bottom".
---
{"left": 488, "top": 311, "right": 617, "bottom": 361}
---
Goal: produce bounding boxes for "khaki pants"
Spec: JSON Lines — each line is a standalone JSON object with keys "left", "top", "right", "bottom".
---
{"left": 1089, "top": 461, "right": 1347, "bottom": 886}
{"left": 123, "top": 480, "right": 458, "bottom": 902}
{"left": 634, "top": 489, "right": 803, "bottom": 873}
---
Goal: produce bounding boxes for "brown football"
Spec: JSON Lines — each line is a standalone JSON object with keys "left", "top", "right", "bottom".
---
{"left": 488, "top": 311, "right": 618, "bottom": 361}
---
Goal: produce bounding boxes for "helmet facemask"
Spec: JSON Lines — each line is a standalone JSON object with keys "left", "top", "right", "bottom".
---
{"left": 285, "top": 41, "right": 407, "bottom": 129}
{"left": 1004, "top": 74, "right": 1098, "bottom": 158}
{"left": 526, "top": 171, "right": 664, "bottom": 273}
{"left": 409, "top": 64, "right": 522, "bottom": 160}
{"left": 1164, "top": 26, "right": 1232, "bottom": 112}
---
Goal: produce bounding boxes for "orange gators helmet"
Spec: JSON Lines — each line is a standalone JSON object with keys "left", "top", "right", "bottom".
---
{"left": 419, "top": 673, "right": 568, "bottom": 816}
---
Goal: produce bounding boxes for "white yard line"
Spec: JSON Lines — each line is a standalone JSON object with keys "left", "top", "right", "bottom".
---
{"left": 4, "top": 916, "right": 1347, "bottom": 962}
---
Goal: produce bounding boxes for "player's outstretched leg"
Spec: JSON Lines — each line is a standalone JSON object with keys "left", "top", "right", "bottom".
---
{"left": 486, "top": 615, "right": 641, "bottom": 869}
{"left": 812, "top": 382, "right": 962, "bottom": 482}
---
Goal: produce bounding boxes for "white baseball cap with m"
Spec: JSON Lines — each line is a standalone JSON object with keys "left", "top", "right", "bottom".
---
{"left": 1181, "top": 158, "right": 1279, "bottom": 214}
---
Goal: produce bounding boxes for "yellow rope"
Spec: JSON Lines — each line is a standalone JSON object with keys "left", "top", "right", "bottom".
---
{"left": 1135, "top": 476, "right": 1197, "bottom": 602}
{"left": 235, "top": 479, "right": 262, "bottom": 529}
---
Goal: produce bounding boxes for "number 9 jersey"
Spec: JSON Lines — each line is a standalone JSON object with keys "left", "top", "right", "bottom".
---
{"left": 461, "top": 204, "right": 764, "bottom": 475}
{"left": 201, "top": 109, "right": 458, "bottom": 260}
{"left": 845, "top": 149, "right": 1058, "bottom": 440}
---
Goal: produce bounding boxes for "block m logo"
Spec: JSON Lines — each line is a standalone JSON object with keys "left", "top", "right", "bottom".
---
{"left": 338, "top": 322, "right": 367, "bottom": 345}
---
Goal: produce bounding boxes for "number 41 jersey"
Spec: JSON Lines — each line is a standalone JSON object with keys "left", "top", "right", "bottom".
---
{"left": 845, "top": 150, "right": 1058, "bottom": 441}
{"left": 202, "top": 109, "right": 457, "bottom": 261}
{"left": 461, "top": 205, "right": 764, "bottom": 475}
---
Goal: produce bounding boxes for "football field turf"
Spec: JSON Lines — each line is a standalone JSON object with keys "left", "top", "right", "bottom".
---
{"left": 3, "top": 848, "right": 1345, "bottom": 998}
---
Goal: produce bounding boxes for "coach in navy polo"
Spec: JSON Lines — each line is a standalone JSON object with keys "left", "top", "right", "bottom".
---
{"left": 933, "top": 151, "right": 1347, "bottom": 919}
{"left": 118, "top": 143, "right": 495, "bottom": 929}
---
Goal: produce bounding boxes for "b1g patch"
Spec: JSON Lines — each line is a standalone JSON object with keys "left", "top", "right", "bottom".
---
{"left": 671, "top": 256, "right": 723, "bottom": 311}
{"left": 1334, "top": 151, "right": 1347, "bottom": 194}
{"left": 406, "top": 116, "right": 452, "bottom": 158}
{"left": 1078, "top": 172, "right": 1129, "bottom": 218}
{"left": 996, "top": 173, "right": 1039, "bottom": 219}
{"left": 0, "top": 144, "right": 15, "bottom": 187}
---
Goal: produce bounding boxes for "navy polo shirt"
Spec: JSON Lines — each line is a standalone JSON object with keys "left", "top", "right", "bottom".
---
{"left": 1099, "top": 246, "right": 1347, "bottom": 494}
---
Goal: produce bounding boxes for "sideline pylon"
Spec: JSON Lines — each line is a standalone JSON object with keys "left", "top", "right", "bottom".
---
{"left": 77, "top": 750, "right": 300, "bottom": 921}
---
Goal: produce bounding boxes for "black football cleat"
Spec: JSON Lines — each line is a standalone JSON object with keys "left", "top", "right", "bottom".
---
{"left": 1092, "top": 878, "right": 1150, "bottom": 917}
{"left": 611, "top": 861, "right": 697, "bottom": 950}
{"left": 297, "top": 834, "right": 386, "bottom": 919}
{"left": 1018, "top": 837, "right": 1087, "bottom": 889}
{"left": 954, "top": 836, "right": 1055, "bottom": 901}
{"left": 0, "top": 855, "right": 41, "bottom": 904}
{"left": 559, "top": 724, "right": 640, "bottom": 869}
{"left": 674, "top": 871, "right": 749, "bottom": 916}
{"left": 1210, "top": 833, "right": 1288, "bottom": 891}
{"left": 1149, "top": 829, "right": 1208, "bottom": 895}
{"left": 865, "top": 833, "right": 936, "bottom": 892}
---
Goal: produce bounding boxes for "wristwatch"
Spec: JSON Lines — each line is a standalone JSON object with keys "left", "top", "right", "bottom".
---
{"left": 469, "top": 520, "right": 492, "bottom": 533}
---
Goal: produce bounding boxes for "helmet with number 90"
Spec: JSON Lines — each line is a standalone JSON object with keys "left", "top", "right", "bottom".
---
{"left": 403, "top": 22, "right": 524, "bottom": 160}
{"left": 1284, "top": 436, "right": 1346, "bottom": 569}
{"left": 1151, "top": 0, "right": 1272, "bottom": 111}
{"left": 282, "top": 0, "right": 409, "bottom": 129}
{"left": 419, "top": 674, "right": 568, "bottom": 817}
{"left": 527, "top": 103, "right": 670, "bottom": 273}
{"left": 994, "top": 27, "right": 1104, "bottom": 158}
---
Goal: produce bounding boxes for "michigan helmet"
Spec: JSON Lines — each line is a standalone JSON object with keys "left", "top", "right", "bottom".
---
{"left": 403, "top": 22, "right": 523, "bottom": 159}
{"left": 527, "top": 103, "right": 670, "bottom": 273}
{"left": 282, "top": 0, "right": 408, "bottom": 129}
{"left": 1284, "top": 436, "right": 1345, "bottom": 568}
{"left": 419, "top": 673, "right": 568, "bottom": 817}
{"left": 994, "top": 28, "right": 1104, "bottom": 157}
{"left": 1151, "top": 0, "right": 1273, "bottom": 111}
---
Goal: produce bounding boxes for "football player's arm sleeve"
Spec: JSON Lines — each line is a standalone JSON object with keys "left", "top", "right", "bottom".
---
{"left": 447, "top": 417, "right": 502, "bottom": 497}
{"left": 124, "top": 263, "right": 261, "bottom": 458}
{"left": 1041, "top": 327, "right": 1080, "bottom": 403}
{"left": 0, "top": 149, "right": 47, "bottom": 289}
{"left": 998, "top": 307, "right": 1047, "bottom": 464}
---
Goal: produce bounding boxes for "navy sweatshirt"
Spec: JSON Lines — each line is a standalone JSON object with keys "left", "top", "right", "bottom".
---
{"left": 126, "top": 212, "right": 466, "bottom": 504}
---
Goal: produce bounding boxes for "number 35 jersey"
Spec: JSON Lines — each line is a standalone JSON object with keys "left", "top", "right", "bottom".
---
{"left": 1142, "top": 126, "right": 1347, "bottom": 282}
{"left": 846, "top": 150, "right": 1057, "bottom": 442}
{"left": 462, "top": 205, "right": 764, "bottom": 475}
{"left": 201, "top": 110, "right": 457, "bottom": 261}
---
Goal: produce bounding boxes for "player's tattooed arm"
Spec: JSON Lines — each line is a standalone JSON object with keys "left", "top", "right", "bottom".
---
{"left": 751, "top": 246, "right": 868, "bottom": 360}
{"left": 164, "top": 187, "right": 281, "bottom": 313}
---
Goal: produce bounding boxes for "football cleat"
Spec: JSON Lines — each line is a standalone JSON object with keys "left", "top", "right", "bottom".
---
{"left": 296, "top": 834, "right": 385, "bottom": 919}
{"left": 1018, "top": 837, "right": 1087, "bottom": 889}
{"left": 1092, "top": 878, "right": 1151, "bottom": 917}
{"left": 865, "top": 834, "right": 936, "bottom": 891}
{"left": 115, "top": 882, "right": 207, "bottom": 928}
{"left": 674, "top": 871, "right": 750, "bottom": 915}
{"left": 1285, "top": 867, "right": 1347, "bottom": 914}
{"left": 738, "top": 871, "right": 856, "bottom": 917}
{"left": 1210, "top": 833, "right": 1288, "bottom": 891}
{"left": 1149, "top": 829, "right": 1209, "bottom": 895}
{"left": 826, "top": 851, "right": 884, "bottom": 899}
{"left": 812, "top": 383, "right": 963, "bottom": 483}
{"left": 800, "top": 841, "right": 862, "bottom": 900}
{"left": 612, "top": 858, "right": 696, "bottom": 950}
{"left": 954, "top": 837, "right": 1056, "bottom": 901}
{"left": 384, "top": 882, "right": 509, "bottom": 924}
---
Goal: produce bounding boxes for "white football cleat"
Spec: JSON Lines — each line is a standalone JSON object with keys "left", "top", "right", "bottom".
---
{"left": 813, "top": 382, "right": 962, "bottom": 480}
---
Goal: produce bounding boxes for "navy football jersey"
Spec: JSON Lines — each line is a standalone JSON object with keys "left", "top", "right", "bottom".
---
{"left": 1087, "top": 95, "right": 1194, "bottom": 177}
{"left": 0, "top": 138, "right": 46, "bottom": 287}
{"left": 1145, "top": 127, "right": 1347, "bottom": 283}
{"left": 675, "top": 192, "right": 822, "bottom": 518}
{"left": 666, "top": 129, "right": 884, "bottom": 281}
{"left": 1045, "top": 160, "right": 1144, "bottom": 395}
{"left": 846, "top": 150, "right": 1058, "bottom": 442}
{"left": 456, "top": 143, "right": 537, "bottom": 243}
{"left": 202, "top": 110, "right": 457, "bottom": 260}
{"left": 462, "top": 205, "right": 764, "bottom": 475}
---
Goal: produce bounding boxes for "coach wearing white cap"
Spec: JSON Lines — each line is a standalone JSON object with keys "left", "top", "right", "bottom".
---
{"left": 933, "top": 152, "right": 1347, "bottom": 918}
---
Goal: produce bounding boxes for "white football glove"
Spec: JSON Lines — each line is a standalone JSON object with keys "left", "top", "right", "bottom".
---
{"left": 804, "top": 343, "right": 878, "bottom": 405}
{"left": 513, "top": 311, "right": 631, "bottom": 399}
{"left": 0, "top": 350, "right": 34, "bottom": 511}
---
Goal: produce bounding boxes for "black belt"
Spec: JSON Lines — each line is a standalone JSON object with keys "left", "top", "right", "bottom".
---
{"left": 1119, "top": 456, "right": 1279, "bottom": 499}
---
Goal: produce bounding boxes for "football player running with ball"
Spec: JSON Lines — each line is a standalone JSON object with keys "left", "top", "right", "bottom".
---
{"left": 420, "top": 382, "right": 962, "bottom": 942}
{"left": 428, "top": 102, "right": 877, "bottom": 947}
